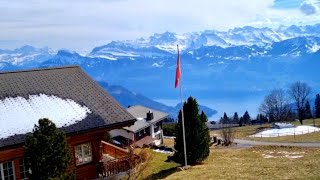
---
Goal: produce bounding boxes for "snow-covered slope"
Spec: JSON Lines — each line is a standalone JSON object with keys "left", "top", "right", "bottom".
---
{"left": 89, "top": 24, "right": 320, "bottom": 58}
{"left": 0, "top": 45, "right": 54, "bottom": 68}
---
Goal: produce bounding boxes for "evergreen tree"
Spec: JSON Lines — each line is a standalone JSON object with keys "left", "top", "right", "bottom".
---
{"left": 259, "top": 114, "right": 264, "bottom": 123}
{"left": 172, "top": 97, "right": 210, "bottom": 165}
{"left": 315, "top": 94, "right": 320, "bottom": 118}
{"left": 304, "top": 100, "right": 312, "bottom": 119}
{"left": 25, "top": 118, "right": 73, "bottom": 180}
{"left": 223, "top": 112, "right": 229, "bottom": 124}
{"left": 256, "top": 114, "right": 260, "bottom": 121}
{"left": 233, "top": 112, "right": 239, "bottom": 124}
{"left": 243, "top": 111, "right": 251, "bottom": 124}
{"left": 259, "top": 114, "right": 268, "bottom": 123}
{"left": 239, "top": 117, "right": 244, "bottom": 127}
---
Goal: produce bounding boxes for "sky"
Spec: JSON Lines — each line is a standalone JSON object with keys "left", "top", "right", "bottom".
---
{"left": 1, "top": 0, "right": 320, "bottom": 53}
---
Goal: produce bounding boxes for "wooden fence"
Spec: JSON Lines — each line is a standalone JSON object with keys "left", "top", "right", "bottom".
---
{"left": 99, "top": 141, "right": 140, "bottom": 177}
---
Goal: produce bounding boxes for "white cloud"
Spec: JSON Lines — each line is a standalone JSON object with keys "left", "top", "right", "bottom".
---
{"left": 0, "top": 0, "right": 319, "bottom": 51}
{"left": 300, "top": 0, "right": 319, "bottom": 15}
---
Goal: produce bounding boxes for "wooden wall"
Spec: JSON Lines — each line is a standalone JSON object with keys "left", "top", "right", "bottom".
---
{"left": 101, "top": 141, "right": 128, "bottom": 159}
{"left": 0, "top": 128, "right": 108, "bottom": 180}
{"left": 68, "top": 129, "right": 107, "bottom": 180}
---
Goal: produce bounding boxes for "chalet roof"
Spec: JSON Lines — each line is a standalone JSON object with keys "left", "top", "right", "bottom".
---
{"left": 123, "top": 105, "right": 169, "bottom": 132}
{"left": 0, "top": 66, "right": 135, "bottom": 149}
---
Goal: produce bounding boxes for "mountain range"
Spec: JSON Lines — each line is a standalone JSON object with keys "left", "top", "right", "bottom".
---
{"left": 1, "top": 24, "right": 320, "bottom": 120}
{"left": 98, "top": 82, "right": 217, "bottom": 119}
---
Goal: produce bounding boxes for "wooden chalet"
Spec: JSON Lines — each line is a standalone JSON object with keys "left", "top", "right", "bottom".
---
{"left": 0, "top": 66, "right": 137, "bottom": 180}
{"left": 110, "top": 105, "right": 168, "bottom": 148}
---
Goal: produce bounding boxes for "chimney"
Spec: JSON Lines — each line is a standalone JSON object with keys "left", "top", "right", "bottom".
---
{"left": 146, "top": 110, "right": 154, "bottom": 121}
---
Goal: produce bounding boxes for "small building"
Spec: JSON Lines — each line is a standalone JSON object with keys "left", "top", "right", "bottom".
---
{"left": 0, "top": 66, "right": 137, "bottom": 179}
{"left": 110, "top": 105, "right": 168, "bottom": 148}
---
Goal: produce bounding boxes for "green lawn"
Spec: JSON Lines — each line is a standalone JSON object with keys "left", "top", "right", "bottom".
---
{"left": 137, "top": 149, "right": 179, "bottom": 180}
{"left": 141, "top": 145, "right": 320, "bottom": 180}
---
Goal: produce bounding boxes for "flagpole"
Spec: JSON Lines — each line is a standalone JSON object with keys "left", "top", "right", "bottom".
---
{"left": 177, "top": 45, "right": 188, "bottom": 167}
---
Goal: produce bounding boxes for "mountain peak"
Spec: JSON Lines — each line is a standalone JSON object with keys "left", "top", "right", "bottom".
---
{"left": 88, "top": 23, "right": 320, "bottom": 56}
{"left": 15, "top": 45, "right": 36, "bottom": 53}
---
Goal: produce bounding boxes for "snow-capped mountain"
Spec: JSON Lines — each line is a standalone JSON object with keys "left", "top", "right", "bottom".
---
{"left": 89, "top": 24, "right": 320, "bottom": 59}
{"left": 0, "top": 45, "right": 54, "bottom": 69}
{"left": 1, "top": 24, "right": 320, "bottom": 120}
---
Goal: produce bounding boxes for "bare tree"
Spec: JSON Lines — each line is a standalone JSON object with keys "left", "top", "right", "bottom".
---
{"left": 259, "top": 89, "right": 292, "bottom": 122}
{"left": 126, "top": 145, "right": 153, "bottom": 180}
{"left": 220, "top": 124, "right": 236, "bottom": 146}
{"left": 288, "top": 81, "right": 311, "bottom": 125}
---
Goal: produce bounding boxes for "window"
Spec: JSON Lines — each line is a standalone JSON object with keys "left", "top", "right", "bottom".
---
{"left": 0, "top": 161, "right": 15, "bottom": 180}
{"left": 19, "top": 158, "right": 29, "bottom": 180}
{"left": 75, "top": 143, "right": 92, "bottom": 165}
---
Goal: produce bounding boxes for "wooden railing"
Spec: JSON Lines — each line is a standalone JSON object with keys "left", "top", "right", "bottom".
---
{"left": 101, "top": 141, "right": 128, "bottom": 158}
{"left": 99, "top": 141, "right": 140, "bottom": 177}
{"left": 102, "top": 156, "right": 140, "bottom": 177}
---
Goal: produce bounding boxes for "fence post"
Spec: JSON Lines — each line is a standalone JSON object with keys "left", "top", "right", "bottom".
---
{"left": 294, "top": 128, "right": 295, "bottom": 139}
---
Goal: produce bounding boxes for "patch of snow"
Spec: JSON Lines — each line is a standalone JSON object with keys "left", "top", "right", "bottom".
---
{"left": 286, "top": 155, "right": 303, "bottom": 159}
{"left": 174, "top": 34, "right": 187, "bottom": 40}
{"left": 309, "top": 43, "right": 320, "bottom": 53}
{"left": 107, "top": 51, "right": 140, "bottom": 57}
{"left": 262, "top": 151, "right": 304, "bottom": 159}
{"left": 94, "top": 49, "right": 140, "bottom": 57}
{"left": 94, "top": 55, "right": 118, "bottom": 60}
{"left": 153, "top": 149, "right": 173, "bottom": 154}
{"left": 250, "top": 125, "right": 320, "bottom": 137}
{"left": 262, "top": 154, "right": 274, "bottom": 159}
{"left": 11, "top": 53, "right": 41, "bottom": 65}
{"left": 163, "top": 136, "right": 176, "bottom": 139}
{"left": 152, "top": 62, "right": 165, "bottom": 68}
{"left": 0, "top": 94, "right": 91, "bottom": 139}
{"left": 273, "top": 122, "right": 294, "bottom": 129}
{"left": 136, "top": 117, "right": 144, "bottom": 121}
{"left": 188, "top": 51, "right": 194, "bottom": 55}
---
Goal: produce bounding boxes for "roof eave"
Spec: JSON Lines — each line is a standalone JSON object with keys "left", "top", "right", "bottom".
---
{"left": 123, "top": 115, "right": 169, "bottom": 133}
{"left": 0, "top": 119, "right": 136, "bottom": 151}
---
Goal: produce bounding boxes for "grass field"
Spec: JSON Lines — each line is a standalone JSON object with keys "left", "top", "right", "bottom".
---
{"left": 135, "top": 148, "right": 179, "bottom": 179}
{"left": 165, "top": 146, "right": 320, "bottom": 180}
{"left": 210, "top": 119, "right": 320, "bottom": 143}
{"left": 163, "top": 138, "right": 175, "bottom": 148}
{"left": 140, "top": 142, "right": 320, "bottom": 180}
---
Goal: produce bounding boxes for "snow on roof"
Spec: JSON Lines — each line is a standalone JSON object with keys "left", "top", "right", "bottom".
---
{"left": 0, "top": 94, "right": 91, "bottom": 139}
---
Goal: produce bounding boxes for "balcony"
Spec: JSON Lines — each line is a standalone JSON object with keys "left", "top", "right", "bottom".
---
{"left": 98, "top": 141, "right": 140, "bottom": 177}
